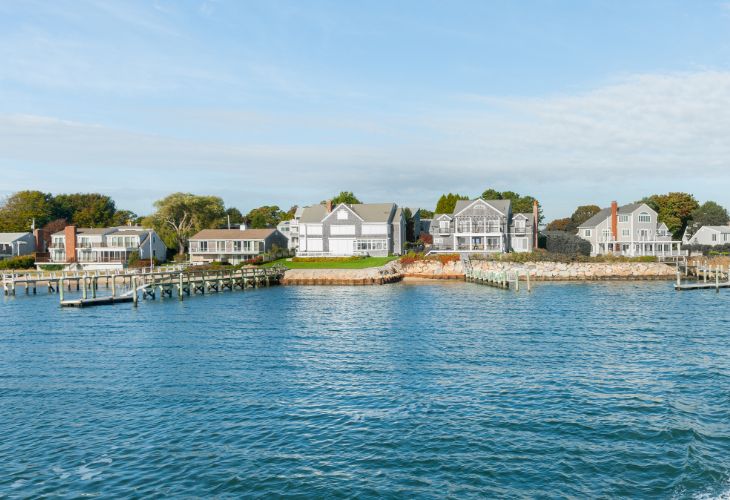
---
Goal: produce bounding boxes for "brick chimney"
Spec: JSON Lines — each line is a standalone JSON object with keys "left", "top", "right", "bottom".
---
{"left": 326, "top": 200, "right": 333, "bottom": 213}
{"left": 611, "top": 201, "right": 618, "bottom": 242}
{"left": 532, "top": 199, "right": 539, "bottom": 250}
{"left": 64, "top": 225, "right": 77, "bottom": 263}
{"left": 33, "top": 228, "right": 46, "bottom": 253}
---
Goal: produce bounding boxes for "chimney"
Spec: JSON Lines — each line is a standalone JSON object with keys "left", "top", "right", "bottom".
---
{"left": 33, "top": 228, "right": 46, "bottom": 253}
{"left": 326, "top": 199, "right": 333, "bottom": 213}
{"left": 611, "top": 201, "right": 618, "bottom": 242}
{"left": 239, "top": 222, "right": 247, "bottom": 231}
{"left": 532, "top": 200, "right": 539, "bottom": 250}
{"left": 64, "top": 225, "right": 77, "bottom": 263}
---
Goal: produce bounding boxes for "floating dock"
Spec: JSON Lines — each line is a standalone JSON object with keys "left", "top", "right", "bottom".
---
{"left": 674, "top": 263, "right": 729, "bottom": 292}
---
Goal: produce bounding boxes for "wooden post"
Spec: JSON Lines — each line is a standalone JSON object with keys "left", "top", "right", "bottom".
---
{"left": 527, "top": 270, "right": 531, "bottom": 293}
{"left": 515, "top": 272, "right": 519, "bottom": 292}
{"left": 82, "top": 276, "right": 87, "bottom": 300}
{"left": 132, "top": 276, "right": 138, "bottom": 307}
{"left": 59, "top": 278, "right": 65, "bottom": 302}
{"left": 92, "top": 277, "right": 97, "bottom": 299}
{"left": 178, "top": 273, "right": 183, "bottom": 301}
{"left": 111, "top": 277, "right": 116, "bottom": 298}
{"left": 716, "top": 266, "right": 720, "bottom": 293}
{"left": 676, "top": 267, "right": 681, "bottom": 288}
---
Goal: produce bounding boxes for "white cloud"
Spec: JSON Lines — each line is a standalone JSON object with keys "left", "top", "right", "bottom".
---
{"left": 1, "top": 71, "right": 729, "bottom": 218}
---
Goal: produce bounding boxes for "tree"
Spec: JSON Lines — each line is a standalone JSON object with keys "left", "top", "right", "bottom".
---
{"left": 323, "top": 191, "right": 361, "bottom": 205}
{"left": 570, "top": 205, "right": 601, "bottom": 228}
{"left": 53, "top": 193, "right": 117, "bottom": 227}
{"left": 245, "top": 205, "right": 286, "bottom": 229}
{"left": 435, "top": 193, "right": 469, "bottom": 214}
{"left": 149, "top": 193, "right": 226, "bottom": 255}
{"left": 111, "top": 209, "right": 138, "bottom": 226}
{"left": 0, "top": 191, "right": 55, "bottom": 231}
{"left": 479, "top": 189, "right": 543, "bottom": 222}
{"left": 546, "top": 218, "right": 572, "bottom": 231}
{"left": 686, "top": 201, "right": 730, "bottom": 237}
{"left": 640, "top": 192, "right": 699, "bottom": 238}
{"left": 418, "top": 208, "right": 434, "bottom": 219}
{"left": 224, "top": 207, "right": 244, "bottom": 225}
{"left": 280, "top": 205, "right": 298, "bottom": 222}
{"left": 480, "top": 188, "right": 503, "bottom": 200}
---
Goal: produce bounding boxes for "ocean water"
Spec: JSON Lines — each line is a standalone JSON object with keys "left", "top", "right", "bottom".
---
{"left": 1, "top": 281, "right": 729, "bottom": 498}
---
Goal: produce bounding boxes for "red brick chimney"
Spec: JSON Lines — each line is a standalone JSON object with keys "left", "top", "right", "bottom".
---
{"left": 33, "top": 229, "right": 46, "bottom": 253}
{"left": 326, "top": 200, "right": 333, "bottom": 213}
{"left": 532, "top": 199, "right": 539, "bottom": 250}
{"left": 64, "top": 225, "right": 77, "bottom": 263}
{"left": 611, "top": 201, "right": 618, "bottom": 242}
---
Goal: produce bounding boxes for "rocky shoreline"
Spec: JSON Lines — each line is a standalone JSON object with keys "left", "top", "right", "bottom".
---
{"left": 280, "top": 259, "right": 677, "bottom": 285}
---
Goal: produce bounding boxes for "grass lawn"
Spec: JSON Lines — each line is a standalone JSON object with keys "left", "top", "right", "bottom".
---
{"left": 262, "top": 256, "right": 399, "bottom": 269}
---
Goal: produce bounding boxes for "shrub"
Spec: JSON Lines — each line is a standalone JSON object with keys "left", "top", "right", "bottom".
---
{"left": 399, "top": 251, "right": 459, "bottom": 265}
{"left": 543, "top": 231, "right": 591, "bottom": 256}
{"left": 0, "top": 256, "right": 36, "bottom": 270}
{"left": 683, "top": 243, "right": 730, "bottom": 256}
{"left": 292, "top": 256, "right": 363, "bottom": 263}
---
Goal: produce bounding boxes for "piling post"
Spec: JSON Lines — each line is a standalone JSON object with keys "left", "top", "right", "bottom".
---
{"left": 111, "top": 277, "right": 116, "bottom": 298}
{"left": 527, "top": 270, "right": 531, "bottom": 293}
{"left": 59, "top": 278, "right": 65, "bottom": 302}
{"left": 716, "top": 266, "right": 720, "bottom": 293}
{"left": 132, "top": 276, "right": 138, "bottom": 307}
{"left": 515, "top": 272, "right": 519, "bottom": 292}
{"left": 82, "top": 276, "right": 87, "bottom": 300}
{"left": 676, "top": 267, "right": 681, "bottom": 288}
{"left": 92, "top": 277, "right": 97, "bottom": 299}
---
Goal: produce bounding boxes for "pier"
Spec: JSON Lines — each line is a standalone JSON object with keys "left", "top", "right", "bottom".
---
{"left": 2, "top": 266, "right": 286, "bottom": 307}
{"left": 463, "top": 257, "right": 531, "bottom": 291}
{"left": 675, "top": 263, "right": 729, "bottom": 292}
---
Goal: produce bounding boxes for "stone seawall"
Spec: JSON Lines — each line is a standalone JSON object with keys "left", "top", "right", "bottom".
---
{"left": 281, "top": 264, "right": 402, "bottom": 286}
{"left": 399, "top": 259, "right": 677, "bottom": 281}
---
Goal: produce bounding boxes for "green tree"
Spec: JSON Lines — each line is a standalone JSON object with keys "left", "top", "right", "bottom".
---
{"left": 640, "top": 192, "right": 699, "bottom": 238}
{"left": 280, "top": 205, "right": 298, "bottom": 222}
{"left": 111, "top": 209, "right": 138, "bottom": 226}
{"left": 324, "top": 191, "right": 361, "bottom": 205}
{"left": 435, "top": 193, "right": 469, "bottom": 214}
{"left": 149, "top": 193, "right": 226, "bottom": 255}
{"left": 52, "top": 193, "right": 118, "bottom": 227}
{"left": 480, "top": 188, "right": 503, "bottom": 200}
{"left": 418, "top": 208, "right": 434, "bottom": 219}
{"left": 686, "top": 201, "right": 730, "bottom": 237}
{"left": 570, "top": 205, "right": 601, "bottom": 228}
{"left": 480, "top": 189, "right": 543, "bottom": 222}
{"left": 245, "top": 205, "right": 286, "bottom": 229}
{"left": 0, "top": 191, "right": 55, "bottom": 231}
{"left": 225, "top": 207, "right": 244, "bottom": 225}
{"left": 546, "top": 217, "right": 572, "bottom": 231}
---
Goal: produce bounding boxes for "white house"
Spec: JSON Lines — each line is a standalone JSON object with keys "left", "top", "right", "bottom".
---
{"left": 49, "top": 226, "right": 167, "bottom": 270}
{"left": 577, "top": 201, "right": 683, "bottom": 257}
{"left": 189, "top": 228, "right": 288, "bottom": 265}
{"left": 684, "top": 226, "right": 730, "bottom": 247}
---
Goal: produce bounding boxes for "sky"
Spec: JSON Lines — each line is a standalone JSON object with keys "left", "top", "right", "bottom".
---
{"left": 1, "top": 0, "right": 730, "bottom": 220}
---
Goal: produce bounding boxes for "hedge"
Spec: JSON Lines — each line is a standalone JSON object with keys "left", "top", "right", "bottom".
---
{"left": 543, "top": 231, "right": 592, "bottom": 256}
{"left": 0, "top": 256, "right": 36, "bottom": 270}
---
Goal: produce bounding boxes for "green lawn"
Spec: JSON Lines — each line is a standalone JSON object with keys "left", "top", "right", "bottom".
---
{"left": 262, "top": 256, "right": 399, "bottom": 269}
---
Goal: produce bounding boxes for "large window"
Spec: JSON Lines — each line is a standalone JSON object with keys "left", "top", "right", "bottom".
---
{"left": 638, "top": 212, "right": 651, "bottom": 223}
{"left": 619, "top": 215, "right": 629, "bottom": 223}
{"left": 584, "top": 229, "right": 592, "bottom": 237}
{"left": 216, "top": 241, "right": 226, "bottom": 252}
{"left": 199, "top": 241, "right": 208, "bottom": 252}
{"left": 356, "top": 239, "right": 387, "bottom": 251}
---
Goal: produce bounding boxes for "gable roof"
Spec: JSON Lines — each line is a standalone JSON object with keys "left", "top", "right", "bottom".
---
{"left": 190, "top": 228, "right": 279, "bottom": 240}
{"left": 433, "top": 213, "right": 452, "bottom": 221}
{"left": 0, "top": 232, "right": 31, "bottom": 244}
{"left": 701, "top": 225, "right": 730, "bottom": 232}
{"left": 453, "top": 198, "right": 511, "bottom": 217}
{"left": 300, "top": 203, "right": 397, "bottom": 224}
{"left": 578, "top": 203, "right": 652, "bottom": 229}
{"left": 323, "top": 203, "right": 364, "bottom": 222}
{"left": 299, "top": 204, "right": 329, "bottom": 223}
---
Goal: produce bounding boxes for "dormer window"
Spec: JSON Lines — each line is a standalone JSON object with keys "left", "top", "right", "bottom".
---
{"left": 638, "top": 212, "right": 651, "bottom": 223}
{"left": 337, "top": 210, "right": 348, "bottom": 220}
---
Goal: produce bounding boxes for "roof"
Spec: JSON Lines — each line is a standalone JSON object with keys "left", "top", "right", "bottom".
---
{"left": 0, "top": 232, "right": 31, "bottom": 244}
{"left": 190, "top": 228, "right": 278, "bottom": 240}
{"left": 301, "top": 203, "right": 397, "bottom": 223}
{"left": 578, "top": 203, "right": 648, "bottom": 228}
{"left": 701, "top": 225, "right": 730, "bottom": 232}
{"left": 51, "top": 226, "right": 152, "bottom": 237}
{"left": 453, "top": 199, "right": 511, "bottom": 216}
{"left": 514, "top": 213, "right": 535, "bottom": 225}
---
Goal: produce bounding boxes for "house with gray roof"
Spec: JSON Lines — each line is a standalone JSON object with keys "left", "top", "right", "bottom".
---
{"left": 684, "top": 225, "right": 730, "bottom": 247}
{"left": 428, "top": 198, "right": 538, "bottom": 254}
{"left": 276, "top": 206, "right": 304, "bottom": 251}
{"left": 0, "top": 232, "right": 35, "bottom": 260}
{"left": 577, "top": 201, "right": 683, "bottom": 257}
{"left": 49, "top": 226, "right": 167, "bottom": 269}
{"left": 189, "top": 228, "right": 288, "bottom": 264}
{"left": 297, "top": 201, "right": 406, "bottom": 257}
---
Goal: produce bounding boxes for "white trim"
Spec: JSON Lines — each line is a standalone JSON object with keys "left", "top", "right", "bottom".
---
{"left": 321, "top": 204, "right": 363, "bottom": 223}
{"left": 453, "top": 198, "right": 505, "bottom": 217}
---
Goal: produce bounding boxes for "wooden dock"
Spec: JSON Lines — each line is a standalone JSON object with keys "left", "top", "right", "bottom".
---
{"left": 463, "top": 257, "right": 531, "bottom": 292}
{"left": 675, "top": 263, "right": 730, "bottom": 292}
{"left": 1, "top": 266, "right": 287, "bottom": 307}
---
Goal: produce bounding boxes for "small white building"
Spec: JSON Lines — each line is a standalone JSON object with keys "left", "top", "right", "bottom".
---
{"left": 684, "top": 226, "right": 730, "bottom": 247}
{"left": 0, "top": 232, "right": 35, "bottom": 260}
{"left": 276, "top": 207, "right": 304, "bottom": 251}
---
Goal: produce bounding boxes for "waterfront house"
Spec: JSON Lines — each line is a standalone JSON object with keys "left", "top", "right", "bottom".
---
{"left": 577, "top": 201, "right": 683, "bottom": 257}
{"left": 276, "top": 206, "right": 304, "bottom": 251}
{"left": 188, "top": 228, "right": 288, "bottom": 265}
{"left": 49, "top": 226, "right": 167, "bottom": 269}
{"left": 0, "top": 232, "right": 35, "bottom": 260}
{"left": 684, "top": 225, "right": 730, "bottom": 247}
{"left": 297, "top": 201, "right": 406, "bottom": 257}
{"left": 428, "top": 198, "right": 538, "bottom": 254}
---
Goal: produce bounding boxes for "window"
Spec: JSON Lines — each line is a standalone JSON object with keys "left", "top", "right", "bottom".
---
{"left": 622, "top": 229, "right": 630, "bottom": 237}
{"left": 712, "top": 233, "right": 717, "bottom": 242}
{"left": 439, "top": 220, "right": 450, "bottom": 229}
{"left": 515, "top": 219, "right": 525, "bottom": 229}
{"left": 199, "top": 241, "right": 208, "bottom": 252}
{"left": 356, "top": 239, "right": 387, "bottom": 251}
{"left": 584, "top": 229, "right": 592, "bottom": 237}
{"left": 216, "top": 241, "right": 226, "bottom": 252}
{"left": 618, "top": 215, "right": 629, "bottom": 223}
{"left": 638, "top": 212, "right": 651, "bottom": 223}
{"left": 602, "top": 229, "right": 611, "bottom": 239}
{"left": 639, "top": 229, "right": 650, "bottom": 239}
{"left": 233, "top": 241, "right": 242, "bottom": 252}
{"left": 337, "top": 210, "right": 348, "bottom": 220}
{"left": 724, "top": 234, "right": 729, "bottom": 242}
{"left": 307, "top": 224, "right": 323, "bottom": 236}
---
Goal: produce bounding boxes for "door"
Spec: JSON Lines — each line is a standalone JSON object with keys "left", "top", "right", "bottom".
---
{"left": 329, "top": 239, "right": 354, "bottom": 255}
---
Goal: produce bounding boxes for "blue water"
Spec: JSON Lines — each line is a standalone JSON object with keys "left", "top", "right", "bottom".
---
{"left": 1, "top": 281, "right": 729, "bottom": 498}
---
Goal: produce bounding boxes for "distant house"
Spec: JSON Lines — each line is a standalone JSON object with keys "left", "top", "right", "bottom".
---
{"left": 428, "top": 198, "right": 538, "bottom": 253}
{"left": 684, "top": 226, "right": 730, "bottom": 247}
{"left": 0, "top": 232, "right": 35, "bottom": 260}
{"left": 188, "top": 228, "right": 288, "bottom": 265}
{"left": 276, "top": 206, "right": 304, "bottom": 251}
{"left": 49, "top": 226, "right": 167, "bottom": 269}
{"left": 297, "top": 201, "right": 406, "bottom": 257}
{"left": 577, "top": 201, "right": 683, "bottom": 257}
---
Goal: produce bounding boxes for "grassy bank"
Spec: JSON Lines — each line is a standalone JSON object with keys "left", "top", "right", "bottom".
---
{"left": 263, "top": 256, "right": 398, "bottom": 269}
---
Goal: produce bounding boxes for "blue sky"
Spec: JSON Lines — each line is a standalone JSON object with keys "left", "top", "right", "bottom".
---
{"left": 2, "top": 0, "right": 730, "bottom": 219}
